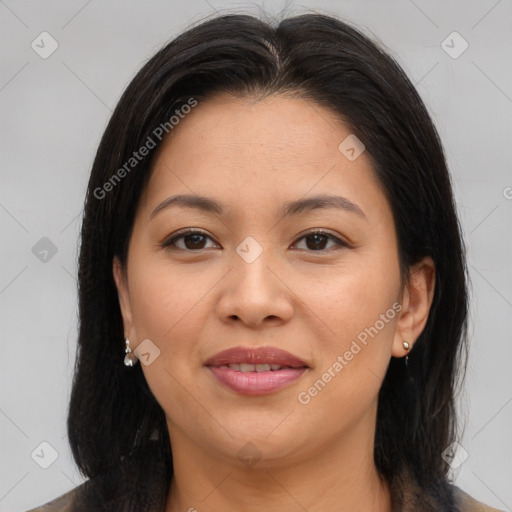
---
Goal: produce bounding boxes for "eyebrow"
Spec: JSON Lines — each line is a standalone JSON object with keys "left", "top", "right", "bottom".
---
{"left": 150, "top": 193, "right": 366, "bottom": 220}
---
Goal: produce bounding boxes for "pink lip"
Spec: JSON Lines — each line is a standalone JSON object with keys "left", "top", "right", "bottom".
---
{"left": 204, "top": 346, "right": 308, "bottom": 367}
{"left": 204, "top": 346, "right": 309, "bottom": 396}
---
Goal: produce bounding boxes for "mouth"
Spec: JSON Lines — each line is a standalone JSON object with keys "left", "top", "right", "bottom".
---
{"left": 204, "top": 346, "right": 309, "bottom": 396}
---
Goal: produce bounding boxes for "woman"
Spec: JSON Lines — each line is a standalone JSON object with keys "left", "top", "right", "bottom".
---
{"left": 27, "top": 11, "right": 502, "bottom": 512}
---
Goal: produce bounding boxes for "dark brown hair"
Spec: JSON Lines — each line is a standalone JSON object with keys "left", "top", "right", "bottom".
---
{"left": 68, "top": 11, "right": 468, "bottom": 510}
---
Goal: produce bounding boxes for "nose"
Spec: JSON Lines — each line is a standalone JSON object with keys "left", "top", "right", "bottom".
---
{"left": 215, "top": 244, "right": 294, "bottom": 329}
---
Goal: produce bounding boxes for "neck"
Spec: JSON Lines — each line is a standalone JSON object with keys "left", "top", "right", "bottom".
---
{"left": 165, "top": 407, "right": 391, "bottom": 512}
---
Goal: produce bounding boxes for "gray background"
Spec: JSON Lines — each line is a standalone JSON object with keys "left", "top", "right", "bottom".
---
{"left": 1, "top": 0, "right": 511, "bottom": 510}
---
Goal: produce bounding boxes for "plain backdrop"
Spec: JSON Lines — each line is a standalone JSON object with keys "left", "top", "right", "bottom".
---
{"left": 0, "top": 0, "right": 511, "bottom": 510}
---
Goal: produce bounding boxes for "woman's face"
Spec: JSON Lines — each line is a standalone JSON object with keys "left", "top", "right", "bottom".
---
{"left": 114, "top": 92, "right": 432, "bottom": 468}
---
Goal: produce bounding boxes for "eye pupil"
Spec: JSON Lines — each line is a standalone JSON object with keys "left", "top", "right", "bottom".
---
{"left": 185, "top": 234, "right": 206, "bottom": 249}
{"left": 306, "top": 233, "right": 328, "bottom": 250}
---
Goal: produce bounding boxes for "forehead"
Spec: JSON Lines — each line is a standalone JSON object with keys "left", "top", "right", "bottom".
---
{"left": 158, "top": 92, "right": 351, "bottom": 158}
{"left": 140, "top": 92, "right": 388, "bottom": 222}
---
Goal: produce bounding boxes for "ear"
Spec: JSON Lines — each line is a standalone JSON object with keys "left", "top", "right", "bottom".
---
{"left": 392, "top": 256, "right": 435, "bottom": 357}
{"left": 113, "top": 256, "right": 137, "bottom": 342}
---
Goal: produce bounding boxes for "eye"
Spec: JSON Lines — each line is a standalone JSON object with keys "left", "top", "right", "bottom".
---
{"left": 161, "top": 229, "right": 348, "bottom": 252}
{"left": 292, "top": 230, "right": 348, "bottom": 251}
{"left": 161, "top": 229, "right": 219, "bottom": 251}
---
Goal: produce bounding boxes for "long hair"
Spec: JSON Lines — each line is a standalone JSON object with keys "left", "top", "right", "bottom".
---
{"left": 68, "top": 11, "right": 468, "bottom": 509}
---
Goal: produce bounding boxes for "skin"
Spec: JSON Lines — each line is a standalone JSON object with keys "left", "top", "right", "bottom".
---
{"left": 113, "top": 92, "right": 435, "bottom": 512}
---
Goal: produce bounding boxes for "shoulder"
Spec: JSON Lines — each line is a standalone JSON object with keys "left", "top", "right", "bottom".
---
{"left": 392, "top": 468, "right": 504, "bottom": 512}
{"left": 24, "top": 442, "right": 169, "bottom": 512}
{"left": 24, "top": 485, "right": 80, "bottom": 512}
{"left": 453, "top": 486, "right": 505, "bottom": 512}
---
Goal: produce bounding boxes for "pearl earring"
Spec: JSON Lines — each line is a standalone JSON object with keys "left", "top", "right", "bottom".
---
{"left": 124, "top": 338, "right": 138, "bottom": 366}
{"left": 402, "top": 341, "right": 410, "bottom": 366}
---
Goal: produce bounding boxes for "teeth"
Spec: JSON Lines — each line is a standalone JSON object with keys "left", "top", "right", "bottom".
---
{"left": 226, "top": 363, "right": 285, "bottom": 372}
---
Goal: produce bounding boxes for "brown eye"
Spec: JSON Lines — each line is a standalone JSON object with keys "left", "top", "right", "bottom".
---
{"left": 161, "top": 229, "right": 347, "bottom": 252}
{"left": 161, "top": 230, "right": 218, "bottom": 251}
{"left": 293, "top": 231, "right": 347, "bottom": 251}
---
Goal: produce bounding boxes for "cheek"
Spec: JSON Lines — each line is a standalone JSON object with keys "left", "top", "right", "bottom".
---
{"left": 126, "top": 258, "right": 222, "bottom": 400}
{"left": 128, "top": 258, "right": 212, "bottom": 342}
{"left": 291, "top": 256, "right": 401, "bottom": 347}
{"left": 292, "top": 254, "right": 401, "bottom": 409}
{"left": 127, "top": 263, "right": 213, "bottom": 420}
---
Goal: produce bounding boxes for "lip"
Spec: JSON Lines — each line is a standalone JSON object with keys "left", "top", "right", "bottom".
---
{"left": 204, "top": 346, "right": 309, "bottom": 396}
{"left": 204, "top": 346, "right": 309, "bottom": 368}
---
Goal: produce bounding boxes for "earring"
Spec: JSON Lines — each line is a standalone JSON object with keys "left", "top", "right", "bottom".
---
{"left": 402, "top": 341, "right": 410, "bottom": 366}
{"left": 124, "top": 338, "right": 138, "bottom": 367}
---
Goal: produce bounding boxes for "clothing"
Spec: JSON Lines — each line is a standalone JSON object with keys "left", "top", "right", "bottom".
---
{"left": 26, "top": 442, "right": 503, "bottom": 512}
{"left": 26, "top": 478, "right": 504, "bottom": 512}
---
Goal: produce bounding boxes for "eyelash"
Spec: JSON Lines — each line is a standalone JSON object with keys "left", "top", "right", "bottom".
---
{"left": 160, "top": 229, "right": 348, "bottom": 252}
